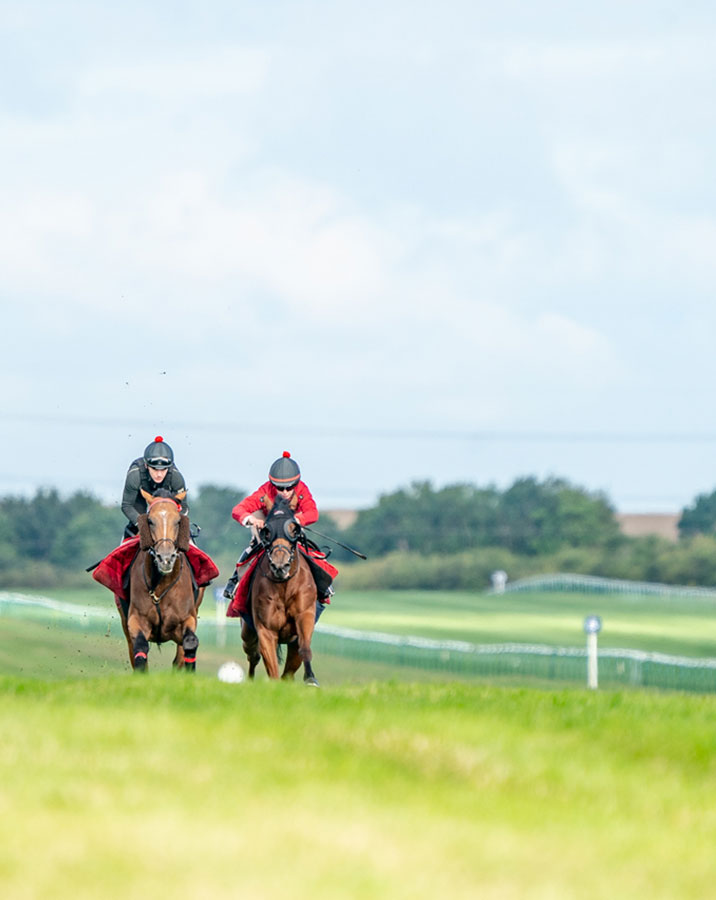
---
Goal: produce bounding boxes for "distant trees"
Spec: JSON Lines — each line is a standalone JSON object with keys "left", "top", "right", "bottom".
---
{"left": 678, "top": 490, "right": 716, "bottom": 538}
{"left": 500, "top": 477, "right": 620, "bottom": 555}
{"left": 0, "top": 489, "right": 121, "bottom": 573}
{"left": 4, "top": 477, "right": 716, "bottom": 591}
{"left": 335, "top": 477, "right": 621, "bottom": 561}
{"left": 0, "top": 484, "right": 246, "bottom": 588}
{"left": 188, "top": 484, "right": 246, "bottom": 559}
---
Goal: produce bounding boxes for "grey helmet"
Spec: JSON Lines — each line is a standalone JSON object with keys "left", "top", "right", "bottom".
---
{"left": 143, "top": 435, "right": 174, "bottom": 470}
{"left": 269, "top": 451, "right": 300, "bottom": 489}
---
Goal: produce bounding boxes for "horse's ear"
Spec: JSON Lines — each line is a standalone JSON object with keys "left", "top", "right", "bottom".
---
{"left": 140, "top": 489, "right": 153, "bottom": 504}
{"left": 137, "top": 514, "right": 152, "bottom": 550}
{"left": 175, "top": 489, "right": 187, "bottom": 502}
{"left": 177, "top": 514, "right": 190, "bottom": 552}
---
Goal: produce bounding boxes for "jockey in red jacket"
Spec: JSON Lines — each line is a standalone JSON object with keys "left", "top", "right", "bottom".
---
{"left": 232, "top": 451, "right": 319, "bottom": 531}
{"left": 222, "top": 451, "right": 332, "bottom": 606}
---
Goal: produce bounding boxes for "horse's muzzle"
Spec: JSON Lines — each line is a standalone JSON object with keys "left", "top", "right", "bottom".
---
{"left": 268, "top": 544, "right": 294, "bottom": 581}
{"left": 153, "top": 541, "right": 178, "bottom": 575}
{"left": 269, "top": 562, "right": 291, "bottom": 581}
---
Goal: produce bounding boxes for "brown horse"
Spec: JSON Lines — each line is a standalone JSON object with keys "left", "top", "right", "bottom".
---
{"left": 242, "top": 497, "right": 320, "bottom": 685}
{"left": 121, "top": 489, "right": 203, "bottom": 672}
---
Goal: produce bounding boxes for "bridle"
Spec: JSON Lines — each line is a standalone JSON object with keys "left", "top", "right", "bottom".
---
{"left": 264, "top": 539, "right": 297, "bottom": 581}
{"left": 261, "top": 507, "right": 300, "bottom": 582}
{"left": 144, "top": 496, "right": 183, "bottom": 580}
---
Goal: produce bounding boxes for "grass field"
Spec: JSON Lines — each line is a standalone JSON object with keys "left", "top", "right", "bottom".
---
{"left": 323, "top": 588, "right": 716, "bottom": 658}
{"left": 3, "top": 586, "right": 716, "bottom": 896}
{"left": 2, "top": 675, "right": 716, "bottom": 898}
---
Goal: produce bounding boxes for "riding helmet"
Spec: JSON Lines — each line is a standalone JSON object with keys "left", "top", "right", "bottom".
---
{"left": 269, "top": 451, "right": 300, "bottom": 489}
{"left": 143, "top": 435, "right": 174, "bottom": 470}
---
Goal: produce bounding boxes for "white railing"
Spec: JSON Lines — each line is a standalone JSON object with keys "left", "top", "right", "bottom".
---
{"left": 3, "top": 590, "right": 716, "bottom": 692}
{"left": 494, "top": 572, "right": 716, "bottom": 598}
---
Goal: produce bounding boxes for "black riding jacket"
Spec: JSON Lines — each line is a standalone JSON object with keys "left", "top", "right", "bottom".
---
{"left": 121, "top": 458, "right": 188, "bottom": 526}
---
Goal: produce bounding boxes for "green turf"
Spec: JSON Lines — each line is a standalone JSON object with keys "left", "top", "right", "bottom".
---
{"left": 14, "top": 584, "right": 716, "bottom": 656}
{"left": 324, "top": 588, "right": 716, "bottom": 658}
{"left": 4, "top": 585, "right": 716, "bottom": 686}
{"left": 3, "top": 586, "right": 716, "bottom": 896}
{"left": 1, "top": 676, "right": 716, "bottom": 898}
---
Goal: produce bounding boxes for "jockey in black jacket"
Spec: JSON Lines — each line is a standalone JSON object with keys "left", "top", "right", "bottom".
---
{"left": 121, "top": 436, "right": 188, "bottom": 539}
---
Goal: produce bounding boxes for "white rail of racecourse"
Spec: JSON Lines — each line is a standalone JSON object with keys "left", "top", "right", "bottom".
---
{"left": 495, "top": 572, "right": 716, "bottom": 599}
{"left": 3, "top": 590, "right": 716, "bottom": 684}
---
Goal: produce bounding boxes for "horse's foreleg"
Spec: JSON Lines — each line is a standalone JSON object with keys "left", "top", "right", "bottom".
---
{"left": 241, "top": 621, "right": 261, "bottom": 679}
{"left": 295, "top": 610, "right": 318, "bottom": 686}
{"left": 281, "top": 640, "right": 302, "bottom": 680}
{"left": 182, "top": 628, "right": 199, "bottom": 672}
{"left": 194, "top": 586, "right": 206, "bottom": 610}
{"left": 127, "top": 612, "right": 150, "bottom": 672}
{"left": 132, "top": 631, "right": 150, "bottom": 673}
{"left": 256, "top": 624, "right": 281, "bottom": 679}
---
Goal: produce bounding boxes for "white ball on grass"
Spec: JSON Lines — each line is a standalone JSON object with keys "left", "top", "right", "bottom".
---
{"left": 217, "top": 661, "right": 245, "bottom": 683}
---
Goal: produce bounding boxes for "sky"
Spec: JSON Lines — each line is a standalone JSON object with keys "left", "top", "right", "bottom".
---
{"left": 2, "top": 1, "right": 716, "bottom": 514}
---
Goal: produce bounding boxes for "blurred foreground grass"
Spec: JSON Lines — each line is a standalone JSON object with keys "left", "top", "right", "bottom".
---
{"left": 1, "top": 676, "right": 715, "bottom": 899}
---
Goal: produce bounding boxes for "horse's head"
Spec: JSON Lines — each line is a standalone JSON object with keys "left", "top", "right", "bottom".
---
{"left": 260, "top": 496, "right": 301, "bottom": 581}
{"left": 139, "top": 488, "right": 189, "bottom": 575}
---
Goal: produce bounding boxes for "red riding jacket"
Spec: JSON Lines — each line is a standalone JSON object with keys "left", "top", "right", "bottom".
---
{"left": 231, "top": 480, "right": 319, "bottom": 528}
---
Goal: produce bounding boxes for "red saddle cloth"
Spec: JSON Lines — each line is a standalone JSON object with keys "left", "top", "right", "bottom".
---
{"left": 92, "top": 536, "right": 219, "bottom": 601}
{"left": 226, "top": 547, "right": 338, "bottom": 618}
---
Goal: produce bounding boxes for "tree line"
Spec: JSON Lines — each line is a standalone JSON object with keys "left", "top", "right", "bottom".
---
{"left": 0, "top": 485, "right": 247, "bottom": 588}
{"left": 2, "top": 477, "right": 716, "bottom": 590}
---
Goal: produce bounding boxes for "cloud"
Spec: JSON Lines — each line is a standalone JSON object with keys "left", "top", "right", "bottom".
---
{"left": 77, "top": 48, "right": 271, "bottom": 102}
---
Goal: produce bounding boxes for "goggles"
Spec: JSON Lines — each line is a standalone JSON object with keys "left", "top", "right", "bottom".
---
{"left": 146, "top": 458, "right": 172, "bottom": 469}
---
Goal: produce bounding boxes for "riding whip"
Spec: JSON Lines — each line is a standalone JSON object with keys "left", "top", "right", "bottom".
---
{"left": 301, "top": 526, "right": 367, "bottom": 559}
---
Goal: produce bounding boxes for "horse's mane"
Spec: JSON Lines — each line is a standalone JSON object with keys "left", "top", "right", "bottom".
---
{"left": 152, "top": 488, "right": 180, "bottom": 500}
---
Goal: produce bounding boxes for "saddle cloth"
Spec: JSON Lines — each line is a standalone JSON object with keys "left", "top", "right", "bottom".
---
{"left": 92, "top": 536, "right": 219, "bottom": 602}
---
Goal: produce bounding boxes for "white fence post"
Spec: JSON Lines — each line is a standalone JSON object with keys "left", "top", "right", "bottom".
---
{"left": 584, "top": 615, "right": 602, "bottom": 689}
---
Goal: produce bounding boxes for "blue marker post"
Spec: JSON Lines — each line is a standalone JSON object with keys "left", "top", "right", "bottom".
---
{"left": 214, "top": 586, "right": 227, "bottom": 647}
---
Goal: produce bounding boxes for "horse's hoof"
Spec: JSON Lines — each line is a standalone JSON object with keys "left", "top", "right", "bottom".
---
{"left": 304, "top": 677, "right": 320, "bottom": 687}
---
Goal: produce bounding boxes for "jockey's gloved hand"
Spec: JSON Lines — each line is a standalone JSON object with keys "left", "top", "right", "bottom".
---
{"left": 190, "top": 523, "right": 201, "bottom": 540}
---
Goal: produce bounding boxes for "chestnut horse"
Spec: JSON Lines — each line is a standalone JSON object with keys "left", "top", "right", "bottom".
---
{"left": 242, "top": 497, "right": 319, "bottom": 685}
{"left": 121, "top": 489, "right": 203, "bottom": 672}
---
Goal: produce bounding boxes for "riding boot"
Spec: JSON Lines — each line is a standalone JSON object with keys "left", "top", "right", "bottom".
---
{"left": 223, "top": 537, "right": 259, "bottom": 601}
{"left": 238, "top": 536, "right": 259, "bottom": 564}
{"left": 223, "top": 568, "right": 239, "bottom": 601}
